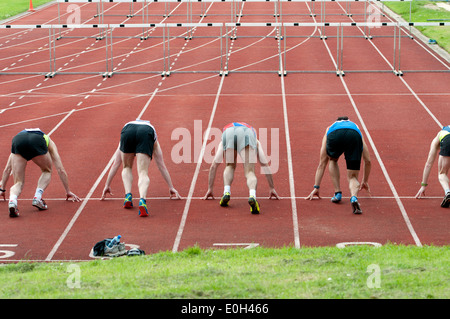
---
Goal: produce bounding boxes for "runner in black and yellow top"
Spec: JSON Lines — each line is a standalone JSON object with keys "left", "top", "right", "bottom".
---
{"left": 306, "top": 117, "right": 371, "bottom": 214}
{"left": 101, "top": 119, "right": 181, "bottom": 217}
{"left": 415, "top": 125, "right": 450, "bottom": 208}
{"left": 0, "top": 129, "right": 81, "bottom": 218}
{"left": 203, "top": 122, "right": 280, "bottom": 214}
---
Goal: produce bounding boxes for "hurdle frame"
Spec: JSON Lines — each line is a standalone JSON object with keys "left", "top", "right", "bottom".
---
{"left": 54, "top": 0, "right": 414, "bottom": 41}
{"left": 0, "top": 22, "right": 448, "bottom": 78}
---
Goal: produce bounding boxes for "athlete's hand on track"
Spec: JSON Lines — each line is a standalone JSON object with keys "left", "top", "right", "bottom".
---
{"left": 359, "top": 182, "right": 371, "bottom": 194}
{"left": 66, "top": 191, "right": 81, "bottom": 202}
{"left": 305, "top": 188, "right": 321, "bottom": 200}
{"left": 170, "top": 188, "right": 182, "bottom": 199}
{"left": 415, "top": 186, "right": 427, "bottom": 199}
{"left": 269, "top": 188, "right": 280, "bottom": 200}
{"left": 101, "top": 186, "right": 112, "bottom": 200}
{"left": 203, "top": 189, "right": 214, "bottom": 200}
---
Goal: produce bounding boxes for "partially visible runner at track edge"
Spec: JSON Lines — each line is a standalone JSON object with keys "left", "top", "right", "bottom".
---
{"left": 101, "top": 119, "right": 181, "bottom": 217}
{"left": 306, "top": 116, "right": 371, "bottom": 215}
{"left": 203, "top": 122, "right": 280, "bottom": 214}
{"left": 415, "top": 125, "right": 450, "bottom": 208}
{"left": 0, "top": 128, "right": 81, "bottom": 218}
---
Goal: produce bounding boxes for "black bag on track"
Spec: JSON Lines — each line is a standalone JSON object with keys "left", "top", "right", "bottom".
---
{"left": 92, "top": 238, "right": 111, "bottom": 257}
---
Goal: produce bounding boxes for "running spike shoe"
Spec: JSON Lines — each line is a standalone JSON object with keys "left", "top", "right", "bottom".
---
{"left": 32, "top": 197, "right": 48, "bottom": 210}
{"left": 441, "top": 192, "right": 450, "bottom": 208}
{"left": 138, "top": 198, "right": 148, "bottom": 217}
{"left": 351, "top": 196, "right": 362, "bottom": 214}
{"left": 123, "top": 193, "right": 133, "bottom": 208}
{"left": 248, "top": 196, "right": 260, "bottom": 214}
{"left": 9, "top": 201, "right": 19, "bottom": 218}
{"left": 219, "top": 192, "right": 231, "bottom": 207}
{"left": 331, "top": 192, "right": 342, "bottom": 203}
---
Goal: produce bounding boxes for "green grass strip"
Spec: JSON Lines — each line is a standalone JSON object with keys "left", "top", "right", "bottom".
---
{"left": 0, "top": 0, "right": 53, "bottom": 21}
{"left": 0, "top": 244, "right": 448, "bottom": 299}
{"left": 385, "top": 0, "right": 450, "bottom": 53}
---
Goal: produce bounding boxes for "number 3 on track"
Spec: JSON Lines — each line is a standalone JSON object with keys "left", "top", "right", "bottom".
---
{"left": 0, "top": 244, "right": 18, "bottom": 259}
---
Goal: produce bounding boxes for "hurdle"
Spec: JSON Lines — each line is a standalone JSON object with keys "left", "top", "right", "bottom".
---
{"left": 0, "top": 22, "right": 448, "bottom": 78}
{"left": 53, "top": 0, "right": 416, "bottom": 44}
{"left": 55, "top": 0, "right": 414, "bottom": 35}
{"left": 278, "top": 22, "right": 450, "bottom": 76}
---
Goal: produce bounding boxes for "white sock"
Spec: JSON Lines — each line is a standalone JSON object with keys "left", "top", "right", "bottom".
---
{"left": 9, "top": 194, "right": 17, "bottom": 205}
{"left": 445, "top": 189, "right": 450, "bottom": 195}
{"left": 224, "top": 185, "right": 231, "bottom": 194}
{"left": 34, "top": 188, "right": 44, "bottom": 200}
{"left": 249, "top": 189, "right": 256, "bottom": 198}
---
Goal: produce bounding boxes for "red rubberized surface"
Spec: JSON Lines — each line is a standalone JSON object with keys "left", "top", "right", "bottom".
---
{"left": 0, "top": 2, "right": 448, "bottom": 262}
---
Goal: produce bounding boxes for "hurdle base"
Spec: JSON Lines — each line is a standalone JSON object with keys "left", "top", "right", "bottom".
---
{"left": 278, "top": 70, "right": 287, "bottom": 77}
{"left": 394, "top": 70, "right": 403, "bottom": 76}
{"left": 161, "top": 71, "right": 171, "bottom": 77}
{"left": 320, "top": 35, "right": 327, "bottom": 40}
{"left": 102, "top": 72, "right": 114, "bottom": 78}
{"left": 336, "top": 70, "right": 345, "bottom": 77}
{"left": 45, "top": 72, "right": 57, "bottom": 78}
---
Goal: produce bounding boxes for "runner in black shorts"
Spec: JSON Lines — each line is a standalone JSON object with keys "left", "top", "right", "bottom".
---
{"left": 101, "top": 119, "right": 181, "bottom": 217}
{"left": 11, "top": 129, "right": 49, "bottom": 161}
{"left": 120, "top": 123, "right": 156, "bottom": 159}
{"left": 306, "top": 117, "right": 372, "bottom": 215}
{"left": 0, "top": 129, "right": 80, "bottom": 218}
{"left": 326, "top": 128, "right": 363, "bottom": 171}
{"left": 416, "top": 125, "right": 450, "bottom": 208}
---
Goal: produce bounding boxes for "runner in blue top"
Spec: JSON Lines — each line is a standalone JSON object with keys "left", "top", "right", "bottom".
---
{"left": 306, "top": 117, "right": 371, "bottom": 214}
{"left": 0, "top": 129, "right": 81, "bottom": 217}
{"left": 415, "top": 125, "right": 450, "bottom": 207}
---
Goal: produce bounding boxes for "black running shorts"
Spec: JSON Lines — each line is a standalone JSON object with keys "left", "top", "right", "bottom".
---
{"left": 11, "top": 131, "right": 49, "bottom": 161}
{"left": 326, "top": 128, "right": 363, "bottom": 170}
{"left": 120, "top": 123, "right": 156, "bottom": 159}
{"left": 440, "top": 135, "right": 450, "bottom": 157}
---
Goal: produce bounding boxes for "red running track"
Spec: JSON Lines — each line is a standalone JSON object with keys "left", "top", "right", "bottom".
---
{"left": 0, "top": 1, "right": 448, "bottom": 262}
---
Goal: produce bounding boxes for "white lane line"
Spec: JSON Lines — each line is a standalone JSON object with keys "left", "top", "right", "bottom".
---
{"left": 27, "top": 195, "right": 441, "bottom": 201}
{"left": 172, "top": 74, "right": 225, "bottom": 253}
{"left": 45, "top": 154, "right": 116, "bottom": 261}
{"left": 45, "top": 1, "right": 196, "bottom": 260}
{"left": 338, "top": 76, "right": 422, "bottom": 247}
{"left": 336, "top": 2, "right": 445, "bottom": 128}
{"left": 171, "top": 0, "right": 241, "bottom": 253}
{"left": 45, "top": 86, "right": 158, "bottom": 261}
{"left": 278, "top": 40, "right": 300, "bottom": 248}
{"left": 398, "top": 77, "right": 443, "bottom": 128}
{"left": 48, "top": 109, "right": 75, "bottom": 136}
